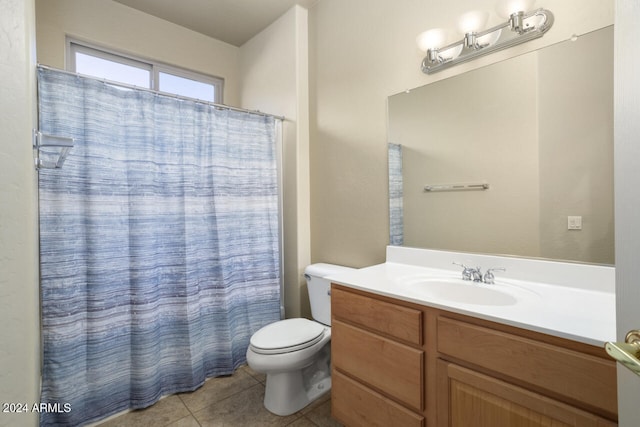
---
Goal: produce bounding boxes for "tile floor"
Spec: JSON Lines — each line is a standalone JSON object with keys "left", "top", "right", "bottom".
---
{"left": 97, "top": 365, "right": 343, "bottom": 427}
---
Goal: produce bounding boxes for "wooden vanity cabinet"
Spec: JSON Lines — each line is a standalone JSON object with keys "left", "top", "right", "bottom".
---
{"left": 330, "top": 284, "right": 618, "bottom": 427}
{"left": 331, "top": 286, "right": 426, "bottom": 426}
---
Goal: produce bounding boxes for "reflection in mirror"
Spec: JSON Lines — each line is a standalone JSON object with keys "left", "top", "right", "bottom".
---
{"left": 388, "top": 26, "right": 613, "bottom": 265}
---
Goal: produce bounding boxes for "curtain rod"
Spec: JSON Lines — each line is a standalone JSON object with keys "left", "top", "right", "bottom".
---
{"left": 37, "top": 64, "right": 285, "bottom": 121}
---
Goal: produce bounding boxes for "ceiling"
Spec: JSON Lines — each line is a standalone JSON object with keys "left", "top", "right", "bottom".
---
{"left": 114, "top": 0, "right": 317, "bottom": 47}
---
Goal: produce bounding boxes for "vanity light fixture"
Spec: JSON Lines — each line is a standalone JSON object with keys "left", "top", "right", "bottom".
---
{"left": 417, "top": 0, "right": 554, "bottom": 74}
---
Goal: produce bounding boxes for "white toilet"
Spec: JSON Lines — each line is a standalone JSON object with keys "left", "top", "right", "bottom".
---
{"left": 246, "top": 263, "right": 354, "bottom": 416}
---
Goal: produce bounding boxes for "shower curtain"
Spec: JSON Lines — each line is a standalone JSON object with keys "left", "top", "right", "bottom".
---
{"left": 388, "top": 143, "right": 404, "bottom": 246}
{"left": 37, "top": 67, "right": 282, "bottom": 426}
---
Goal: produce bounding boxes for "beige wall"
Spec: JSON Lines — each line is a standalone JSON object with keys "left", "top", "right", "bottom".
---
{"left": 35, "top": 0, "right": 241, "bottom": 106}
{"left": 0, "top": 0, "right": 40, "bottom": 426}
{"left": 239, "top": 6, "right": 311, "bottom": 318}
{"left": 309, "top": 0, "right": 614, "bottom": 268}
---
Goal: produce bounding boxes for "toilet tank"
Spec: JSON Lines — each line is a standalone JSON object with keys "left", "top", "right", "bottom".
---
{"left": 304, "top": 263, "right": 355, "bottom": 326}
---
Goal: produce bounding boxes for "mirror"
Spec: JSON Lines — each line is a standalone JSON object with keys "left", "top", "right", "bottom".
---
{"left": 388, "top": 26, "right": 614, "bottom": 265}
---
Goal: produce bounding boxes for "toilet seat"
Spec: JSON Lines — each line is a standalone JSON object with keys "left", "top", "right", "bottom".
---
{"left": 250, "top": 318, "right": 327, "bottom": 355}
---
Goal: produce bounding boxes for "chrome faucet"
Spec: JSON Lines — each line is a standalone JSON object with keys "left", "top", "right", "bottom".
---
{"left": 454, "top": 262, "right": 506, "bottom": 284}
{"left": 471, "top": 267, "right": 483, "bottom": 282}
{"left": 453, "top": 262, "right": 482, "bottom": 282}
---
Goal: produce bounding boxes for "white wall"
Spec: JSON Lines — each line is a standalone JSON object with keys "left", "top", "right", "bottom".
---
{"left": 239, "top": 6, "right": 311, "bottom": 318}
{"left": 0, "top": 0, "right": 40, "bottom": 426}
{"left": 309, "top": 0, "right": 614, "bottom": 267}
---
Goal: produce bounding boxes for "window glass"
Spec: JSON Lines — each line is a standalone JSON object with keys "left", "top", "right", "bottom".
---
{"left": 159, "top": 72, "right": 215, "bottom": 102}
{"left": 75, "top": 52, "right": 151, "bottom": 88}
{"left": 68, "top": 40, "right": 224, "bottom": 103}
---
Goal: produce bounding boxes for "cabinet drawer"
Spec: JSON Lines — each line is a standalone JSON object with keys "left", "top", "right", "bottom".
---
{"left": 333, "top": 370, "right": 425, "bottom": 427}
{"left": 437, "top": 317, "right": 617, "bottom": 418}
{"left": 333, "top": 319, "right": 424, "bottom": 411}
{"left": 332, "top": 286, "right": 422, "bottom": 345}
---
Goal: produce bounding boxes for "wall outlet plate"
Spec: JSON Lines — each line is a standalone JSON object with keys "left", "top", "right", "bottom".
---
{"left": 568, "top": 216, "right": 582, "bottom": 230}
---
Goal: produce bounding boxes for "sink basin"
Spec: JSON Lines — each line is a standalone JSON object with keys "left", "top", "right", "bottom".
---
{"left": 396, "top": 277, "right": 520, "bottom": 306}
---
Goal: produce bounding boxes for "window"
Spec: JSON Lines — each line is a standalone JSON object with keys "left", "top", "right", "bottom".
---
{"left": 73, "top": 48, "right": 151, "bottom": 87}
{"left": 159, "top": 72, "right": 215, "bottom": 102}
{"left": 67, "top": 40, "right": 223, "bottom": 103}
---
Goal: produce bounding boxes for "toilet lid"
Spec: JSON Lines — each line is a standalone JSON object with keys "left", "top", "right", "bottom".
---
{"left": 250, "top": 318, "right": 326, "bottom": 354}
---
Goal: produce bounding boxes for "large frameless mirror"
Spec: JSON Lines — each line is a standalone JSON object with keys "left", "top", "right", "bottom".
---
{"left": 388, "top": 26, "right": 613, "bottom": 265}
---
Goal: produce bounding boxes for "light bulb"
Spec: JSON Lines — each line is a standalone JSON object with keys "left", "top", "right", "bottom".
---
{"left": 457, "top": 10, "right": 489, "bottom": 35}
{"left": 416, "top": 28, "right": 447, "bottom": 52}
{"left": 496, "top": 0, "right": 536, "bottom": 18}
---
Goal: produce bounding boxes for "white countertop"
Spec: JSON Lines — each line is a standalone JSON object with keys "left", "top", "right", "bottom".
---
{"left": 327, "top": 246, "right": 616, "bottom": 347}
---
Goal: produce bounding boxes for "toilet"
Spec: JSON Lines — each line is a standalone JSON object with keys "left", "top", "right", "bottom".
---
{"left": 246, "top": 263, "right": 354, "bottom": 416}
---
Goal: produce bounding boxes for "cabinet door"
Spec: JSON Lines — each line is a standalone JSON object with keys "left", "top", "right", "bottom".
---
{"left": 437, "top": 316, "right": 617, "bottom": 418}
{"left": 437, "top": 360, "right": 617, "bottom": 427}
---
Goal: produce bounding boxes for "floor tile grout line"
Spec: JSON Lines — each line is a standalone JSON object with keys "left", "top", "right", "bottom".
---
{"left": 99, "top": 366, "right": 341, "bottom": 427}
{"left": 176, "top": 393, "right": 203, "bottom": 427}
{"left": 173, "top": 368, "right": 263, "bottom": 427}
{"left": 177, "top": 368, "right": 263, "bottom": 415}
{"left": 286, "top": 415, "right": 321, "bottom": 426}
{"left": 188, "top": 382, "right": 268, "bottom": 424}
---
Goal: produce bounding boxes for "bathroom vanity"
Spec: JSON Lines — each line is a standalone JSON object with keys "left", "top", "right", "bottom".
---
{"left": 329, "top": 247, "right": 617, "bottom": 427}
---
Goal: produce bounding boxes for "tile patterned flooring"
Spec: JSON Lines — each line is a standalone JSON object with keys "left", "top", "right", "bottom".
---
{"left": 97, "top": 365, "right": 343, "bottom": 427}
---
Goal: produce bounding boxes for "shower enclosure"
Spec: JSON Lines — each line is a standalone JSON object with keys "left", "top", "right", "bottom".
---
{"left": 36, "top": 66, "right": 283, "bottom": 426}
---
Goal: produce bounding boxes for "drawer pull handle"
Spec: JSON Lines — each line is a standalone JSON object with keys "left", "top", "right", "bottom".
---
{"left": 605, "top": 329, "right": 640, "bottom": 377}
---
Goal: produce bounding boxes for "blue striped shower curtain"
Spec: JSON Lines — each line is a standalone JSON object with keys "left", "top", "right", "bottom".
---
{"left": 37, "top": 67, "right": 282, "bottom": 426}
{"left": 388, "top": 143, "right": 404, "bottom": 246}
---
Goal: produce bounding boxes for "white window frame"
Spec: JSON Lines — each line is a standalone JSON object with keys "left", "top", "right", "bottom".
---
{"left": 66, "top": 38, "right": 224, "bottom": 104}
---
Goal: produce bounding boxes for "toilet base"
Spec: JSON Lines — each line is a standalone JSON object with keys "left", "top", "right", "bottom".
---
{"left": 262, "top": 343, "right": 331, "bottom": 416}
{"left": 263, "top": 371, "right": 331, "bottom": 416}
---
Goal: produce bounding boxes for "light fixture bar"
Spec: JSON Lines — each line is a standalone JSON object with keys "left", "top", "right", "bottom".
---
{"left": 421, "top": 8, "right": 553, "bottom": 75}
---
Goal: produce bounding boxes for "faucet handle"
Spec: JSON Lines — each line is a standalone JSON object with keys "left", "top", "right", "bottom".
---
{"left": 453, "top": 262, "right": 474, "bottom": 281}
{"left": 483, "top": 267, "right": 506, "bottom": 284}
{"left": 472, "top": 266, "right": 483, "bottom": 282}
